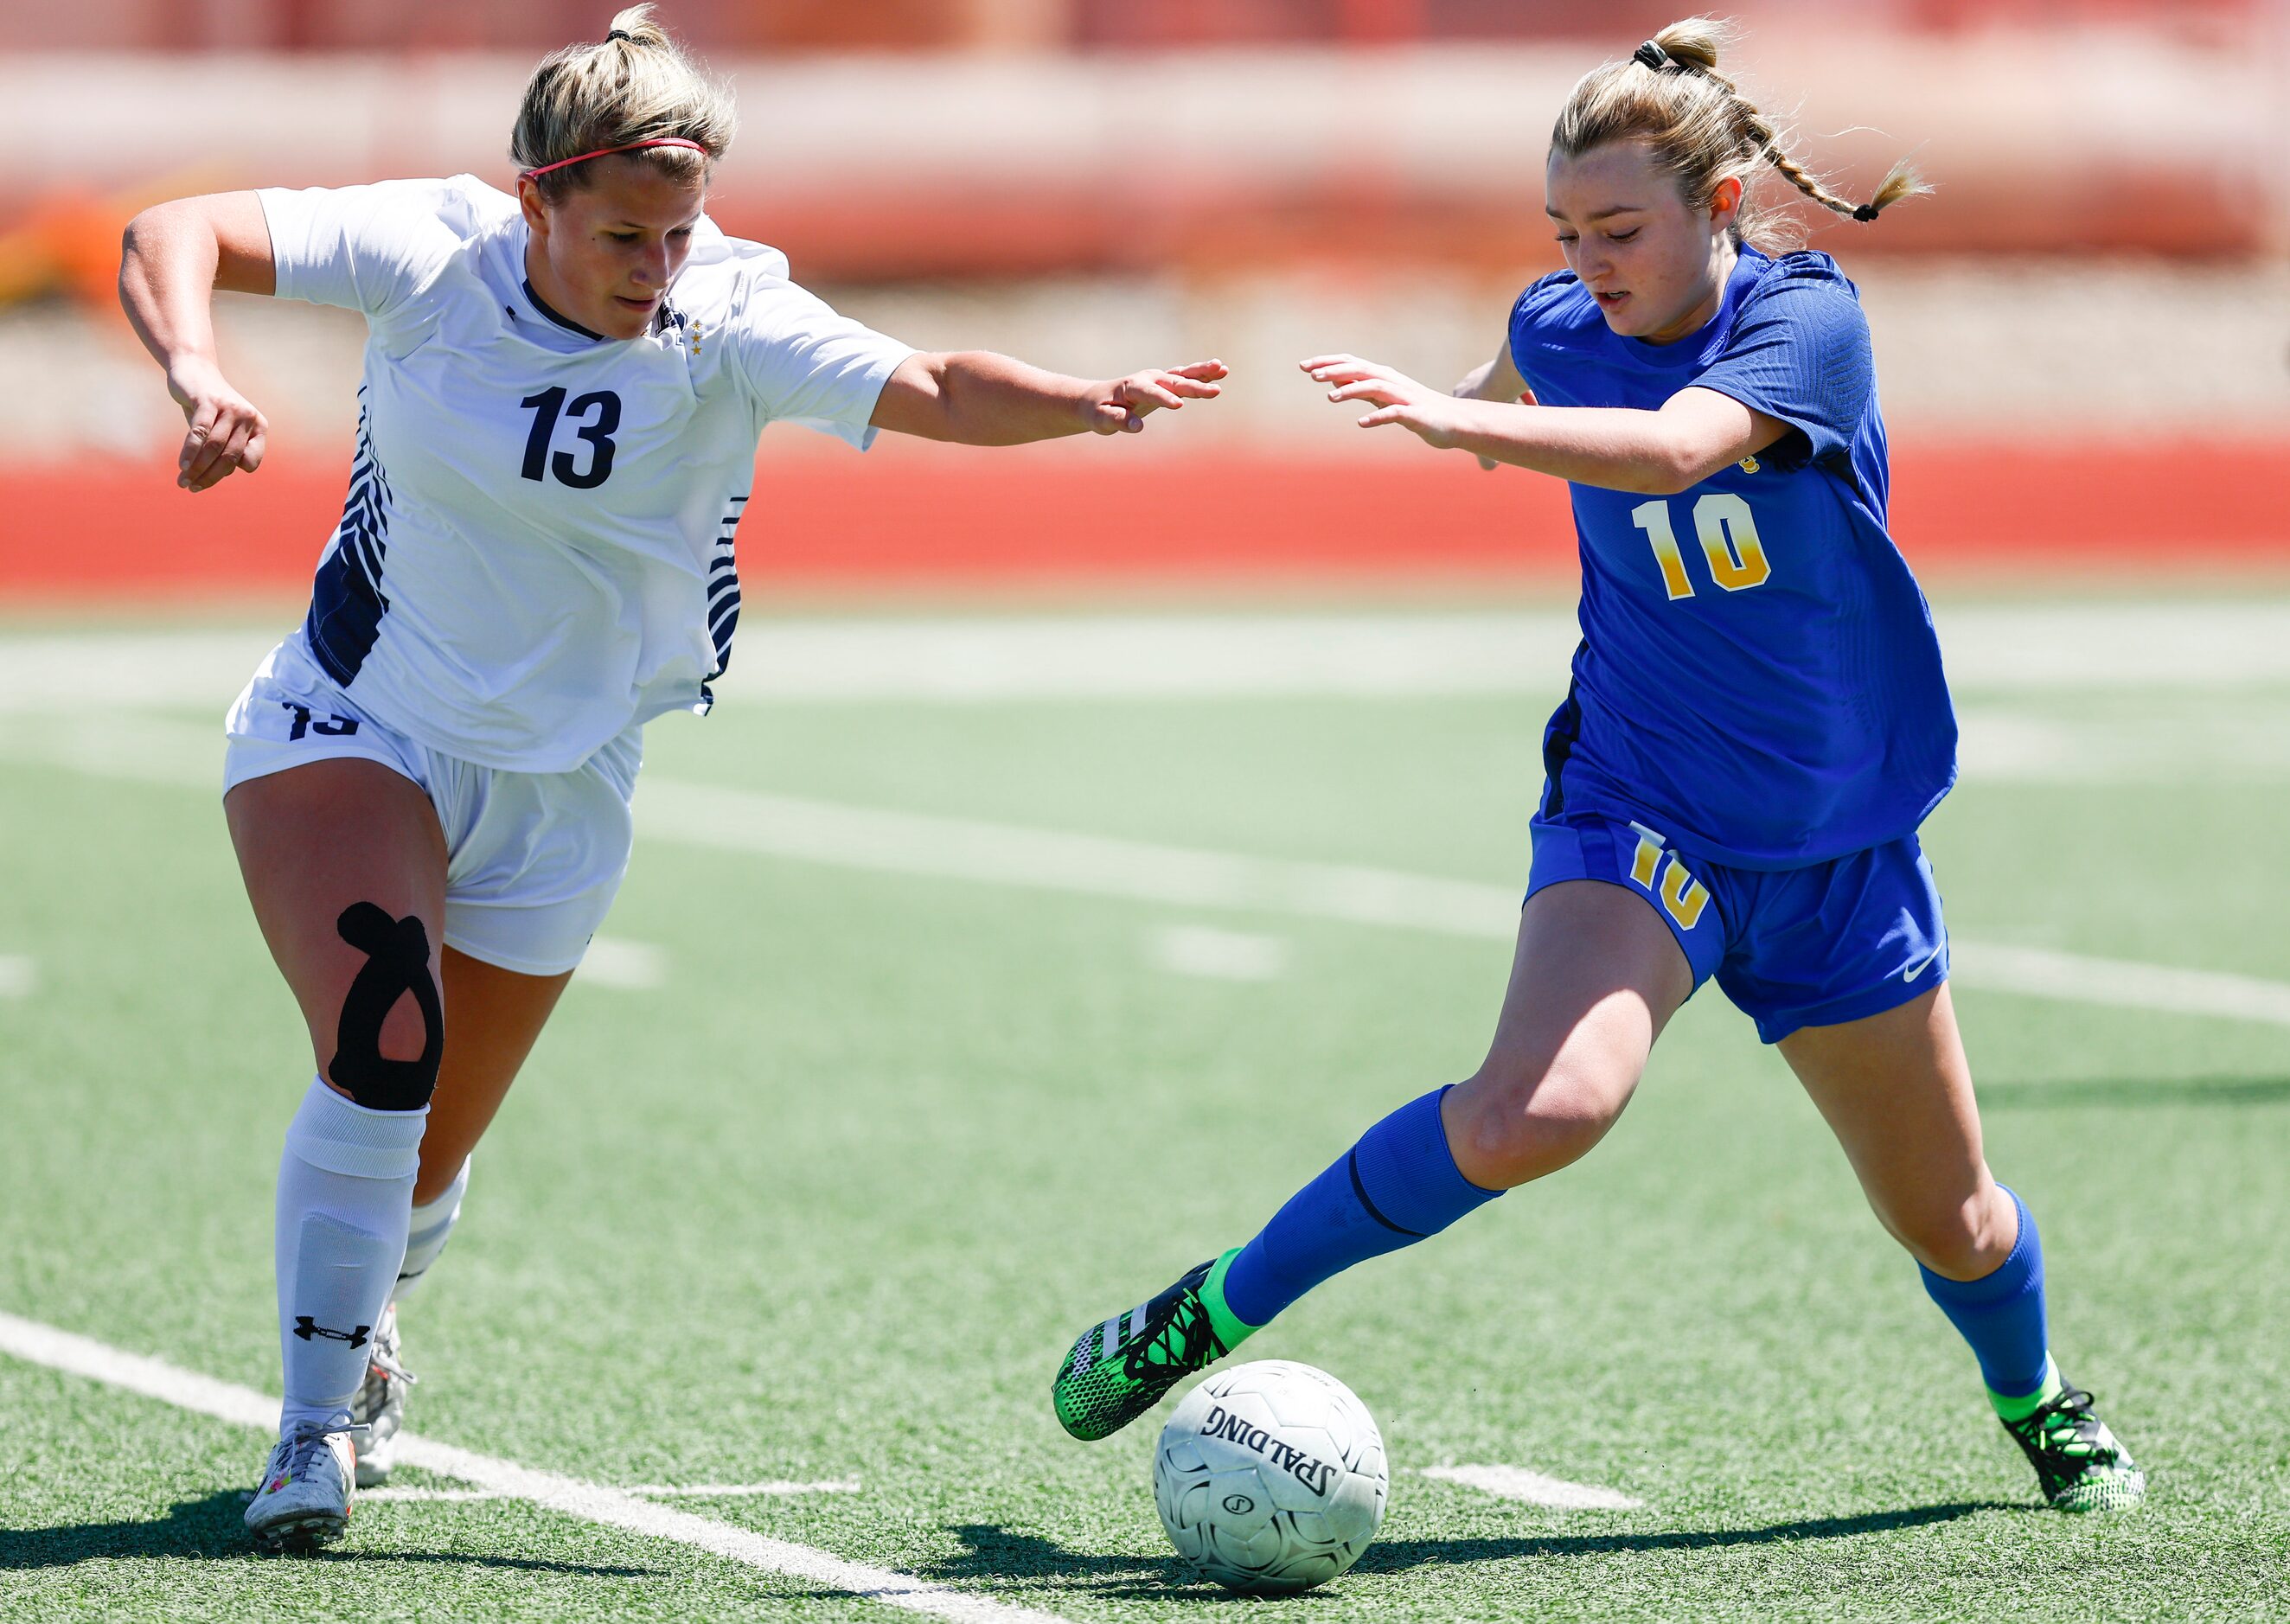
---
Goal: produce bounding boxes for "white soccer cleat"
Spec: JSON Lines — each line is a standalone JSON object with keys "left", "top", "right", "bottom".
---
{"left": 350, "top": 1301, "right": 416, "bottom": 1487}
{"left": 244, "top": 1417, "right": 360, "bottom": 1552}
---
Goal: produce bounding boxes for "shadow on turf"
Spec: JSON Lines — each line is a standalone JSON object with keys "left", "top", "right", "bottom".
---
{"left": 929, "top": 1502, "right": 2020, "bottom": 1595}
{"left": 1980, "top": 1075, "right": 2290, "bottom": 1110}
{"left": 1352, "top": 1499, "right": 2025, "bottom": 1572}
{"left": 0, "top": 1490, "right": 660, "bottom": 1576}
{"left": 931, "top": 1525, "right": 1204, "bottom": 1596}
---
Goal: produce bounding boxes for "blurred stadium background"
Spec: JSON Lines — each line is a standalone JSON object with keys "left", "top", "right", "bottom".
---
{"left": 9, "top": 9, "right": 2290, "bottom": 1616}
{"left": 3, "top": 0, "right": 2287, "bottom": 595}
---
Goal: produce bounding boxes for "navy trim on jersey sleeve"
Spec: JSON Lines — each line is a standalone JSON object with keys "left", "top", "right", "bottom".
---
{"left": 1690, "top": 264, "right": 1873, "bottom": 473}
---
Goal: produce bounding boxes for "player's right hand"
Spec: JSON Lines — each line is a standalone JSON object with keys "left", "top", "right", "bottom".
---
{"left": 167, "top": 358, "right": 268, "bottom": 492}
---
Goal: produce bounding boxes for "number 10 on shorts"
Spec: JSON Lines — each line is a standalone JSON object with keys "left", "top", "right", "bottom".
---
{"left": 1628, "top": 821, "right": 1711, "bottom": 930}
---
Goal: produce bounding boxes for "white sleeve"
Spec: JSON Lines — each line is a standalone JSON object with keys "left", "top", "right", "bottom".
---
{"left": 257, "top": 181, "right": 457, "bottom": 321}
{"left": 726, "top": 278, "right": 915, "bottom": 451}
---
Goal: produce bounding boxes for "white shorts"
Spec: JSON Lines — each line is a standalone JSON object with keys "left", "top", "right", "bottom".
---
{"left": 222, "top": 634, "right": 641, "bottom": 976}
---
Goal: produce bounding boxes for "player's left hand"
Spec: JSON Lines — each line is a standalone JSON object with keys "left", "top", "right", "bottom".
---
{"left": 1302, "top": 354, "right": 1470, "bottom": 449}
{"left": 1087, "top": 360, "right": 1227, "bottom": 434}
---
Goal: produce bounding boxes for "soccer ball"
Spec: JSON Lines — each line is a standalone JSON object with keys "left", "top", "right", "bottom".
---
{"left": 1152, "top": 1359, "right": 1387, "bottom": 1594}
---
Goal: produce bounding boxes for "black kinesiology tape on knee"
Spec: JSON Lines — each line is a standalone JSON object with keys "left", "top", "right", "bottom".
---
{"left": 328, "top": 902, "right": 444, "bottom": 1111}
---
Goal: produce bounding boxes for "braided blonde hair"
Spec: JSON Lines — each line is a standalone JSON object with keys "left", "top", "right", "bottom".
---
{"left": 1551, "top": 17, "right": 1926, "bottom": 252}
{"left": 511, "top": 5, "right": 737, "bottom": 202}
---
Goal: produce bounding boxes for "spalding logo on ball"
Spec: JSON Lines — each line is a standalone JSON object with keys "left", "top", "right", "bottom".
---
{"left": 1153, "top": 1359, "right": 1387, "bottom": 1594}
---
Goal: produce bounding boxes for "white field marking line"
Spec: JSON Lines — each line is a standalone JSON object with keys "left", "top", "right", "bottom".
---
{"left": 639, "top": 778, "right": 1519, "bottom": 938}
{"left": 364, "top": 1478, "right": 861, "bottom": 1504}
{"left": 14, "top": 603, "right": 2290, "bottom": 714}
{"left": 1148, "top": 923, "right": 1289, "bottom": 981}
{"left": 639, "top": 779, "right": 2290, "bottom": 1027}
{"left": 1951, "top": 942, "right": 2290, "bottom": 1027}
{"left": 0, "top": 955, "right": 33, "bottom": 998}
{"left": 579, "top": 936, "right": 668, "bottom": 991}
{"left": 1417, "top": 1464, "right": 1642, "bottom": 1511}
{"left": 356, "top": 1486, "right": 500, "bottom": 1502}
{"left": 8, "top": 710, "right": 2290, "bottom": 1030}
{"left": 626, "top": 1480, "right": 864, "bottom": 1498}
{"left": 0, "top": 1311, "right": 1071, "bottom": 1624}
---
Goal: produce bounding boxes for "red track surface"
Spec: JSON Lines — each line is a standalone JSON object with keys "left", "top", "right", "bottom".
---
{"left": 3, "top": 441, "right": 2285, "bottom": 601}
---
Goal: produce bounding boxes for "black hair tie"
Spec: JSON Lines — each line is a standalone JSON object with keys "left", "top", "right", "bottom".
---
{"left": 1633, "top": 40, "right": 1669, "bottom": 71}
{"left": 1852, "top": 202, "right": 1882, "bottom": 222}
{"left": 606, "top": 28, "right": 635, "bottom": 42}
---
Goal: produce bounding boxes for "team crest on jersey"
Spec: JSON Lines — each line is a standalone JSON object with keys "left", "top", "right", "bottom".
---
{"left": 656, "top": 303, "right": 702, "bottom": 356}
{"left": 1737, "top": 454, "right": 1761, "bottom": 474}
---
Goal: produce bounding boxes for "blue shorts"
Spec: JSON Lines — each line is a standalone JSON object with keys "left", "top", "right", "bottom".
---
{"left": 1526, "top": 807, "right": 1948, "bottom": 1045}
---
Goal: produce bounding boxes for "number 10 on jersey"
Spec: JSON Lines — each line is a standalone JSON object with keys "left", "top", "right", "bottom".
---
{"left": 1631, "top": 493, "right": 1771, "bottom": 599}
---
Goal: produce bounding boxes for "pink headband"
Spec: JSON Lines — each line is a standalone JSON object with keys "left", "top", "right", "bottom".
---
{"left": 519, "top": 137, "right": 709, "bottom": 182}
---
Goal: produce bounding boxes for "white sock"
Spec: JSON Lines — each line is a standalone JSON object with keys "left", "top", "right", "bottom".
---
{"left": 274, "top": 1077, "right": 425, "bottom": 1435}
{"left": 391, "top": 1156, "right": 470, "bottom": 1306}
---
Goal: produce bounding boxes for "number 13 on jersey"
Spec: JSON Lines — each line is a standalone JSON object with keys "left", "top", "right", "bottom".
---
{"left": 1631, "top": 492, "right": 1771, "bottom": 600}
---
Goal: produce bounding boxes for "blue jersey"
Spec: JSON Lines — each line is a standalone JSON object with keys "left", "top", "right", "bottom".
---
{"left": 1507, "top": 245, "right": 1956, "bottom": 871}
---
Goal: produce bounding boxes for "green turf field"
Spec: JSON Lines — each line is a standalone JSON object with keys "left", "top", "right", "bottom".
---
{"left": 2, "top": 600, "right": 2287, "bottom": 1621}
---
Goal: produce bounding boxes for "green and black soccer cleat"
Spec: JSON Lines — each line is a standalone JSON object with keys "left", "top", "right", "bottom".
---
{"left": 2000, "top": 1376, "right": 2146, "bottom": 1513}
{"left": 1053, "top": 1250, "right": 1254, "bottom": 1441}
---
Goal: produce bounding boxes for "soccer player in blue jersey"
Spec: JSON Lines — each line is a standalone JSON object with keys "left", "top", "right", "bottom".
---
{"left": 1052, "top": 17, "right": 2142, "bottom": 1514}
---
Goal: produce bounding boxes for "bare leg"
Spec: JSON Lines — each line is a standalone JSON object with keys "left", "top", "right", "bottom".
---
{"left": 227, "top": 757, "right": 449, "bottom": 1075}
{"left": 1226, "top": 879, "right": 1692, "bottom": 1327}
{"left": 227, "top": 758, "right": 574, "bottom": 1199}
{"left": 1442, "top": 878, "right": 1698, "bottom": 1189}
{"left": 1777, "top": 984, "right": 2016, "bottom": 1280}
{"left": 227, "top": 756, "right": 448, "bottom": 1482}
{"left": 416, "top": 949, "right": 570, "bottom": 1202}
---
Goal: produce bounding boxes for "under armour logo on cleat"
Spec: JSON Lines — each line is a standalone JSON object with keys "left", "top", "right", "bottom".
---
{"left": 293, "top": 1316, "right": 371, "bottom": 1348}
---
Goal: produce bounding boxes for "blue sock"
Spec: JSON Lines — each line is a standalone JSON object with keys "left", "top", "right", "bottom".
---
{"left": 1219, "top": 1086, "right": 1502, "bottom": 1329}
{"left": 1918, "top": 1185, "right": 2050, "bottom": 1399}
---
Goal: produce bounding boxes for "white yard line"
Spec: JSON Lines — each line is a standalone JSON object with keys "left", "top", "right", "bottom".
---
{"left": 0, "top": 1311, "right": 1069, "bottom": 1624}
{"left": 357, "top": 1486, "right": 502, "bottom": 1502}
{"left": 365, "top": 1478, "right": 860, "bottom": 1503}
{"left": 1948, "top": 942, "right": 2290, "bottom": 1027}
{"left": 641, "top": 778, "right": 2290, "bottom": 1028}
{"left": 1148, "top": 924, "right": 1289, "bottom": 982}
{"left": 640, "top": 779, "right": 1519, "bottom": 937}
{"left": 7, "top": 711, "right": 2290, "bottom": 1030}
{"left": 627, "top": 1480, "right": 864, "bottom": 1497}
{"left": 579, "top": 937, "right": 668, "bottom": 991}
{"left": 11, "top": 604, "right": 2290, "bottom": 715}
{"left": 1417, "top": 1463, "right": 1642, "bottom": 1511}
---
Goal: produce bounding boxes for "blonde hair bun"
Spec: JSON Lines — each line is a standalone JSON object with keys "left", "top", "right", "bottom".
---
{"left": 512, "top": 6, "right": 737, "bottom": 198}
{"left": 1556, "top": 16, "right": 1928, "bottom": 250}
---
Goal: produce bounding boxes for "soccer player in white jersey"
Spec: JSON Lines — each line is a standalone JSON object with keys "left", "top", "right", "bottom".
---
{"left": 117, "top": 6, "right": 1228, "bottom": 1552}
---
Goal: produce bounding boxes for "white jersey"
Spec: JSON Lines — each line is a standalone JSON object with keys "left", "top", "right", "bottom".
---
{"left": 258, "top": 176, "right": 913, "bottom": 772}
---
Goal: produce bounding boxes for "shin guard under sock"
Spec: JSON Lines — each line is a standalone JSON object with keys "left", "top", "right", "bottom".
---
{"left": 274, "top": 1077, "right": 425, "bottom": 1434}
{"left": 1219, "top": 1086, "right": 1502, "bottom": 1330}
{"left": 1920, "top": 1185, "right": 2051, "bottom": 1403}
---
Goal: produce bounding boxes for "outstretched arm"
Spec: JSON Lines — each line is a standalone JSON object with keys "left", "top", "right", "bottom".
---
{"left": 119, "top": 191, "right": 277, "bottom": 493}
{"left": 871, "top": 351, "right": 1226, "bottom": 445}
{"left": 1303, "top": 353, "right": 1786, "bottom": 496}
{"left": 1453, "top": 342, "right": 1532, "bottom": 471}
{"left": 1454, "top": 342, "right": 1530, "bottom": 406}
